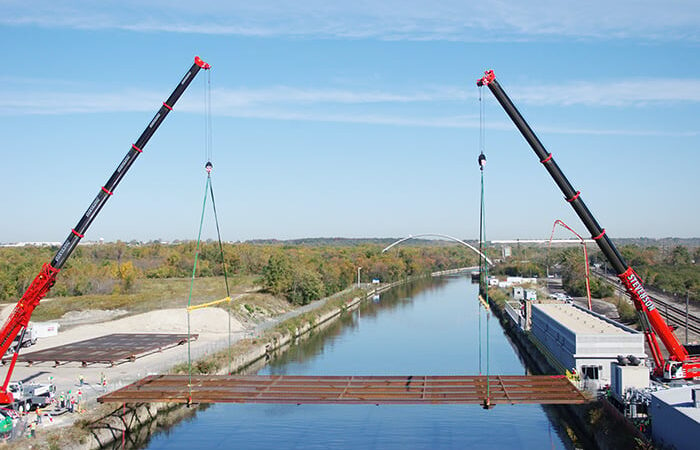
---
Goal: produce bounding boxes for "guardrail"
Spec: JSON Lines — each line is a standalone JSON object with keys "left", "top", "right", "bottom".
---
{"left": 503, "top": 301, "right": 524, "bottom": 329}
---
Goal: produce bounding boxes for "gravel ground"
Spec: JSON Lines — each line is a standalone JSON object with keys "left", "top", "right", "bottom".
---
{"left": 1, "top": 304, "right": 247, "bottom": 435}
{"left": 0, "top": 288, "right": 358, "bottom": 441}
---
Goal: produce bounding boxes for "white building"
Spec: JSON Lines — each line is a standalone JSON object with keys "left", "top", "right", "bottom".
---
{"left": 524, "top": 289, "right": 537, "bottom": 301}
{"left": 506, "top": 276, "right": 538, "bottom": 285}
{"left": 650, "top": 386, "right": 700, "bottom": 450}
{"left": 530, "top": 303, "right": 646, "bottom": 390}
{"left": 512, "top": 286, "right": 525, "bottom": 300}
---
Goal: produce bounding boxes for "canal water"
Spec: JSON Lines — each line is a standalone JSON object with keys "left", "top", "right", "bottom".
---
{"left": 142, "top": 276, "right": 578, "bottom": 449}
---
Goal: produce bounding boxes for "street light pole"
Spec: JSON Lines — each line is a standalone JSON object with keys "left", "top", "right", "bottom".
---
{"left": 357, "top": 267, "right": 362, "bottom": 288}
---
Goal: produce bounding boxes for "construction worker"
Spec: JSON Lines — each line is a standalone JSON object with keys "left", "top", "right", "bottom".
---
{"left": 28, "top": 420, "right": 37, "bottom": 438}
{"left": 100, "top": 372, "right": 107, "bottom": 389}
{"left": 79, "top": 374, "right": 84, "bottom": 386}
{"left": 570, "top": 368, "right": 581, "bottom": 384}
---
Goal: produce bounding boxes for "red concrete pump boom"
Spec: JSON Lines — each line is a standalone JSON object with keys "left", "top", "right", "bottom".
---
{"left": 0, "top": 56, "right": 210, "bottom": 404}
{"left": 477, "top": 70, "right": 700, "bottom": 380}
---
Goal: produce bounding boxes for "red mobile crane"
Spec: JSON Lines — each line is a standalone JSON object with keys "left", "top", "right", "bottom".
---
{"left": 0, "top": 56, "right": 211, "bottom": 404}
{"left": 477, "top": 70, "right": 700, "bottom": 380}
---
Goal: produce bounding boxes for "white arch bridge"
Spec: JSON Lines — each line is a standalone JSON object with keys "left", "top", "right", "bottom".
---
{"left": 381, "top": 233, "right": 494, "bottom": 266}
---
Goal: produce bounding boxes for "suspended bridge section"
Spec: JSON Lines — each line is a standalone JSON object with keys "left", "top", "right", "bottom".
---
{"left": 97, "top": 374, "right": 588, "bottom": 406}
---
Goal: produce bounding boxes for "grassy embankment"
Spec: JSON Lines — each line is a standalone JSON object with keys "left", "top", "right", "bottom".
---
{"left": 21, "top": 275, "right": 259, "bottom": 322}
{"left": 170, "top": 287, "right": 365, "bottom": 375}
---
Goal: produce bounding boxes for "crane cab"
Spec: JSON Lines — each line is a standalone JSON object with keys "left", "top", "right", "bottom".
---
{"left": 663, "top": 361, "right": 685, "bottom": 380}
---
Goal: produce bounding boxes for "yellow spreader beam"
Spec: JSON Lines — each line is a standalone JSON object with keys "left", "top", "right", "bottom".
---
{"left": 187, "top": 296, "right": 231, "bottom": 311}
{"left": 478, "top": 295, "right": 490, "bottom": 310}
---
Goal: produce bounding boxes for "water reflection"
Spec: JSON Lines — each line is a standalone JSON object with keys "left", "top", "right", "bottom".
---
{"left": 264, "top": 277, "right": 452, "bottom": 371}
{"left": 140, "top": 276, "right": 584, "bottom": 450}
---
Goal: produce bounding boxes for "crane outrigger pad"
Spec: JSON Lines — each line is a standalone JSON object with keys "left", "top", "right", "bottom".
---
{"left": 4, "top": 333, "right": 197, "bottom": 367}
{"left": 98, "top": 374, "right": 589, "bottom": 405}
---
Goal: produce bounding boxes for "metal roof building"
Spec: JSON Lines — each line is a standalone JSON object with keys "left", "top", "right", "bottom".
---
{"left": 530, "top": 303, "right": 647, "bottom": 390}
{"left": 650, "top": 386, "right": 700, "bottom": 450}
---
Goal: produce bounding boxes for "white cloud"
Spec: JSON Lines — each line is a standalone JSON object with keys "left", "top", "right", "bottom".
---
{"left": 208, "top": 108, "right": 698, "bottom": 137}
{"left": 211, "top": 86, "right": 468, "bottom": 107}
{"left": 512, "top": 79, "right": 700, "bottom": 107}
{"left": 0, "top": 89, "right": 161, "bottom": 114}
{"left": 214, "top": 80, "right": 700, "bottom": 109}
{"left": 0, "top": 85, "right": 464, "bottom": 114}
{"left": 1, "top": 79, "right": 697, "bottom": 136}
{"left": 1, "top": 1, "right": 699, "bottom": 42}
{"left": 4, "top": 77, "right": 699, "bottom": 113}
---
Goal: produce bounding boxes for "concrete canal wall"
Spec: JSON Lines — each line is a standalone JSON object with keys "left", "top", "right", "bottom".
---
{"left": 80, "top": 282, "right": 404, "bottom": 449}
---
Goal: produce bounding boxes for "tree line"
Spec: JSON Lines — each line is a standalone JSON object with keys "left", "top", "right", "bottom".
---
{"left": 2, "top": 240, "right": 695, "bottom": 306}
{"left": 491, "top": 243, "right": 698, "bottom": 303}
{"left": 0, "top": 242, "right": 478, "bottom": 305}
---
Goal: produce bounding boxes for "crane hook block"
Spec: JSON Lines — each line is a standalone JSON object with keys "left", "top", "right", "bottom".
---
{"left": 195, "top": 56, "right": 211, "bottom": 70}
{"left": 205, "top": 161, "right": 213, "bottom": 173}
{"left": 478, "top": 153, "right": 486, "bottom": 168}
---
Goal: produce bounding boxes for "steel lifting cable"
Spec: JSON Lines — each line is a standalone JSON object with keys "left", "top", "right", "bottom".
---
{"left": 208, "top": 174, "right": 233, "bottom": 373}
{"left": 186, "top": 176, "right": 210, "bottom": 404}
{"left": 480, "top": 162, "right": 491, "bottom": 407}
{"left": 203, "top": 68, "right": 235, "bottom": 375}
{"left": 204, "top": 69, "right": 213, "bottom": 165}
{"left": 477, "top": 84, "right": 491, "bottom": 408}
{"left": 185, "top": 67, "right": 235, "bottom": 403}
{"left": 478, "top": 288, "right": 482, "bottom": 375}
{"left": 185, "top": 169, "right": 234, "bottom": 401}
{"left": 477, "top": 89, "right": 485, "bottom": 377}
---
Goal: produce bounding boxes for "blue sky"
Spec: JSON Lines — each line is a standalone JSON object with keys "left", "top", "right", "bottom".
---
{"left": 1, "top": 1, "right": 699, "bottom": 243}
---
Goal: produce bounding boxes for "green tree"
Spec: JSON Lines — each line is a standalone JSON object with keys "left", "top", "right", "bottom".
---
{"left": 112, "top": 261, "right": 138, "bottom": 293}
{"left": 669, "top": 246, "right": 691, "bottom": 266}
{"left": 287, "top": 267, "right": 324, "bottom": 305}
{"left": 262, "top": 253, "right": 293, "bottom": 296}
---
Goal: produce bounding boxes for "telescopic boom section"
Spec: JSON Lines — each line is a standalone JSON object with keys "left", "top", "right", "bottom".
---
{"left": 0, "top": 57, "right": 210, "bottom": 402}
{"left": 476, "top": 70, "right": 692, "bottom": 373}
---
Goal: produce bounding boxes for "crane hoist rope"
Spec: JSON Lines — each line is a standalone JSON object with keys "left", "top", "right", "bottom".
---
{"left": 477, "top": 84, "right": 492, "bottom": 409}
{"left": 185, "top": 70, "right": 234, "bottom": 404}
{"left": 204, "top": 68, "right": 213, "bottom": 165}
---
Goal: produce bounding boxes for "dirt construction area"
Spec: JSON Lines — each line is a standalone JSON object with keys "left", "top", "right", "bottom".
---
{"left": 0, "top": 303, "right": 248, "bottom": 433}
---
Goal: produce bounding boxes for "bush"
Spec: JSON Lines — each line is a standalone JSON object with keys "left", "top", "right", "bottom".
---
{"left": 615, "top": 298, "right": 638, "bottom": 324}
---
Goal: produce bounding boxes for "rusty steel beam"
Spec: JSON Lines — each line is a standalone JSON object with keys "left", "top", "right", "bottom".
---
{"left": 5, "top": 333, "right": 197, "bottom": 366}
{"left": 98, "top": 375, "right": 589, "bottom": 405}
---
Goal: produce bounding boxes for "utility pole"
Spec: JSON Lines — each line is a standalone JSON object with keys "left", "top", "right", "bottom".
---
{"left": 357, "top": 267, "right": 362, "bottom": 288}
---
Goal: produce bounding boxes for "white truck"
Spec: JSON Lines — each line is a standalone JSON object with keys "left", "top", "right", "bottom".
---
{"left": 7, "top": 325, "right": 38, "bottom": 355}
{"left": 6, "top": 382, "right": 55, "bottom": 412}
